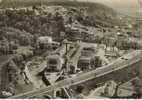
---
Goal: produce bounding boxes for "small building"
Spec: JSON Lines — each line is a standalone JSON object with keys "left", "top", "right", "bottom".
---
{"left": 37, "top": 36, "right": 53, "bottom": 44}
{"left": 37, "top": 36, "right": 60, "bottom": 50}
{"left": 37, "top": 36, "right": 53, "bottom": 49}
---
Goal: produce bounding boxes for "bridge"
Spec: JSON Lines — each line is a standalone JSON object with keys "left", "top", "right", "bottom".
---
{"left": 9, "top": 50, "right": 142, "bottom": 99}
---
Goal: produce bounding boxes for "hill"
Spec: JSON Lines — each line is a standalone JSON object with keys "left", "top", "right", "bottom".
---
{"left": 0, "top": 0, "right": 120, "bottom": 27}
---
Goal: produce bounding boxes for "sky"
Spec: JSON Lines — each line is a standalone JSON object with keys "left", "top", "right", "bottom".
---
{"left": 77, "top": 0, "right": 142, "bottom": 14}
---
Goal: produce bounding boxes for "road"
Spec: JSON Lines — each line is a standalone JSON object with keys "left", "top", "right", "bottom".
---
{"left": 24, "top": 61, "right": 46, "bottom": 89}
{"left": 9, "top": 50, "right": 142, "bottom": 99}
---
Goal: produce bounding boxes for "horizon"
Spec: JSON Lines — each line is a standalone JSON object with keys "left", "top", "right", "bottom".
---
{"left": 76, "top": 0, "right": 142, "bottom": 14}
{"left": 0, "top": 0, "right": 142, "bottom": 16}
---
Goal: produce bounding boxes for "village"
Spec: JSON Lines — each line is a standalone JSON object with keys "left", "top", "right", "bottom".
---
{"left": 0, "top": 2, "right": 142, "bottom": 99}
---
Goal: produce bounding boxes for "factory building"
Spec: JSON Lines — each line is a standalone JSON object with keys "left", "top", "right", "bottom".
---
{"left": 46, "top": 55, "right": 64, "bottom": 72}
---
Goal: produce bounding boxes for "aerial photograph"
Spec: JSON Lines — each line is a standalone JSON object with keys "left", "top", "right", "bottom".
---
{"left": 0, "top": 0, "right": 142, "bottom": 99}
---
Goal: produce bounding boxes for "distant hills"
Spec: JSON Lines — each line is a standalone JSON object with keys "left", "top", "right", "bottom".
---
{"left": 0, "top": 0, "right": 116, "bottom": 14}
{"left": 89, "top": 0, "right": 142, "bottom": 18}
{"left": 0, "top": 0, "right": 117, "bottom": 17}
{"left": 0, "top": 0, "right": 122, "bottom": 27}
{"left": 1, "top": 0, "right": 141, "bottom": 17}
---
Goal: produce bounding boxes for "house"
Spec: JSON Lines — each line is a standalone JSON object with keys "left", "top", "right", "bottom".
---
{"left": 37, "top": 36, "right": 53, "bottom": 44}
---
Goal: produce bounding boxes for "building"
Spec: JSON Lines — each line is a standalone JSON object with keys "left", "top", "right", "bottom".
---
{"left": 46, "top": 55, "right": 64, "bottom": 72}
{"left": 77, "top": 47, "right": 97, "bottom": 71}
{"left": 77, "top": 57, "right": 92, "bottom": 71}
